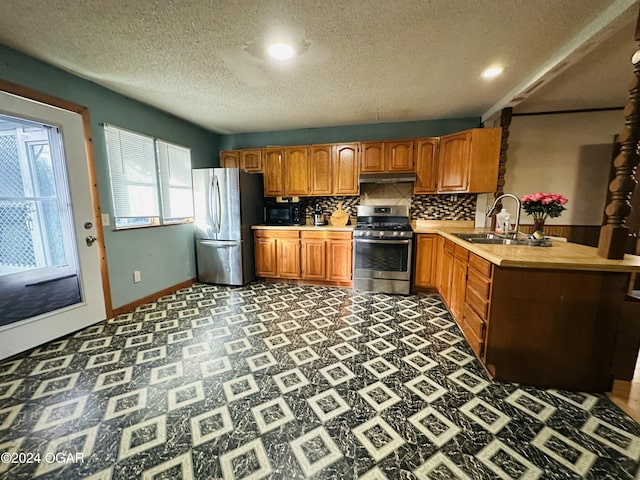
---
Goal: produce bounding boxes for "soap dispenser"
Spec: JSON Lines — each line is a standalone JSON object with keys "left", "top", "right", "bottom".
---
{"left": 495, "top": 208, "right": 511, "bottom": 234}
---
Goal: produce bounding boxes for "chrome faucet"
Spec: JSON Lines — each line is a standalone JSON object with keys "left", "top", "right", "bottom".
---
{"left": 487, "top": 193, "right": 521, "bottom": 237}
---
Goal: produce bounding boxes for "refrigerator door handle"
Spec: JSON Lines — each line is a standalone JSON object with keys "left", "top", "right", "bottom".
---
{"left": 209, "top": 175, "right": 216, "bottom": 231}
{"left": 215, "top": 174, "right": 222, "bottom": 234}
{"left": 199, "top": 240, "right": 241, "bottom": 247}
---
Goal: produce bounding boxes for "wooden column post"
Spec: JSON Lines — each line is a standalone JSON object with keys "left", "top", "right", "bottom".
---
{"left": 598, "top": 12, "right": 640, "bottom": 258}
{"left": 491, "top": 108, "right": 513, "bottom": 229}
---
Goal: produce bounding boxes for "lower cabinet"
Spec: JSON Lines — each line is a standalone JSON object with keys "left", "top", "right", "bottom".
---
{"left": 254, "top": 230, "right": 300, "bottom": 279}
{"left": 254, "top": 229, "right": 352, "bottom": 286}
{"left": 413, "top": 234, "right": 438, "bottom": 288}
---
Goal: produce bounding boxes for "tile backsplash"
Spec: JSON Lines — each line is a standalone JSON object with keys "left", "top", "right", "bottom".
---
{"left": 411, "top": 193, "right": 477, "bottom": 220}
{"left": 300, "top": 185, "right": 476, "bottom": 222}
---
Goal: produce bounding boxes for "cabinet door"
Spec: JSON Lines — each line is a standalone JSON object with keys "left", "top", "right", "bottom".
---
{"left": 414, "top": 138, "right": 439, "bottom": 194}
{"left": 277, "top": 238, "right": 301, "bottom": 279}
{"left": 333, "top": 143, "right": 359, "bottom": 195}
{"left": 413, "top": 234, "right": 438, "bottom": 288}
{"left": 451, "top": 256, "right": 468, "bottom": 319}
{"left": 327, "top": 239, "right": 352, "bottom": 281}
{"left": 255, "top": 236, "right": 277, "bottom": 277}
{"left": 360, "top": 142, "right": 386, "bottom": 173}
{"left": 285, "top": 147, "right": 310, "bottom": 196}
{"left": 438, "top": 131, "right": 471, "bottom": 192}
{"left": 241, "top": 149, "right": 262, "bottom": 172}
{"left": 220, "top": 150, "right": 240, "bottom": 168}
{"left": 309, "top": 145, "right": 333, "bottom": 196}
{"left": 439, "top": 241, "right": 454, "bottom": 305}
{"left": 301, "top": 238, "right": 326, "bottom": 280}
{"left": 263, "top": 148, "right": 284, "bottom": 196}
{"left": 387, "top": 140, "right": 414, "bottom": 171}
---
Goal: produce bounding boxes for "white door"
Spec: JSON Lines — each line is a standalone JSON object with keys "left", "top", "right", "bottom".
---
{"left": 0, "top": 90, "right": 105, "bottom": 359}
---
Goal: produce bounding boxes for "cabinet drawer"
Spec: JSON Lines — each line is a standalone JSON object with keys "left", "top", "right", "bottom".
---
{"left": 454, "top": 244, "right": 469, "bottom": 262}
{"left": 469, "top": 253, "right": 492, "bottom": 277}
{"left": 463, "top": 302, "right": 486, "bottom": 340}
{"left": 460, "top": 319, "right": 484, "bottom": 357}
{"left": 255, "top": 230, "right": 300, "bottom": 239}
{"left": 467, "top": 268, "right": 491, "bottom": 299}
{"left": 301, "top": 230, "right": 352, "bottom": 240}
{"left": 466, "top": 284, "right": 490, "bottom": 319}
{"left": 444, "top": 239, "right": 455, "bottom": 254}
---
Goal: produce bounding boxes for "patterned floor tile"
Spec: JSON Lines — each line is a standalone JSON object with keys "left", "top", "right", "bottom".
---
{"left": 0, "top": 281, "right": 638, "bottom": 479}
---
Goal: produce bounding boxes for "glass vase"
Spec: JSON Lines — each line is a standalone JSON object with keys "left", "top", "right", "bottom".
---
{"left": 533, "top": 218, "right": 545, "bottom": 233}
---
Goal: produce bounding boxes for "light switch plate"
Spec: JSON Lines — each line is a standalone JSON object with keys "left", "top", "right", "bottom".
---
{"left": 101, "top": 213, "right": 110, "bottom": 227}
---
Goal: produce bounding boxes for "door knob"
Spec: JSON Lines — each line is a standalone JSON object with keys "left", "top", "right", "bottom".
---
{"left": 85, "top": 236, "right": 97, "bottom": 246}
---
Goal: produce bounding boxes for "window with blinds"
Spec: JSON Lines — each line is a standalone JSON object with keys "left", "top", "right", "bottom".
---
{"left": 104, "top": 124, "right": 193, "bottom": 229}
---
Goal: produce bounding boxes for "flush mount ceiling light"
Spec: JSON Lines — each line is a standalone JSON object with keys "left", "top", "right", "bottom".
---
{"left": 481, "top": 66, "right": 504, "bottom": 79}
{"left": 267, "top": 42, "right": 295, "bottom": 60}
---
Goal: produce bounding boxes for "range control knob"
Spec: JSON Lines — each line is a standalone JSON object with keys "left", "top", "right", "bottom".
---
{"left": 393, "top": 231, "right": 399, "bottom": 236}
{"left": 378, "top": 231, "right": 384, "bottom": 236}
{"left": 365, "top": 231, "right": 371, "bottom": 236}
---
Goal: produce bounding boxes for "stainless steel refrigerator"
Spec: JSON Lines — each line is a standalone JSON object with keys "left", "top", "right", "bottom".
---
{"left": 192, "top": 168, "right": 263, "bottom": 285}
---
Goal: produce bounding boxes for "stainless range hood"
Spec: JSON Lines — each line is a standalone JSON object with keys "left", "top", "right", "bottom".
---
{"left": 358, "top": 172, "right": 417, "bottom": 184}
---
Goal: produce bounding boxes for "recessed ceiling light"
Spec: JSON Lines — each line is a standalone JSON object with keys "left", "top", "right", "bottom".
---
{"left": 267, "top": 42, "right": 295, "bottom": 60}
{"left": 481, "top": 66, "right": 504, "bottom": 79}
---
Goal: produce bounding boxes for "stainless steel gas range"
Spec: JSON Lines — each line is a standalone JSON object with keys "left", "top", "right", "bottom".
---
{"left": 353, "top": 205, "right": 413, "bottom": 295}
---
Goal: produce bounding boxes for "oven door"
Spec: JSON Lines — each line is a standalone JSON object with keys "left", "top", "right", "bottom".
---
{"left": 353, "top": 238, "right": 412, "bottom": 281}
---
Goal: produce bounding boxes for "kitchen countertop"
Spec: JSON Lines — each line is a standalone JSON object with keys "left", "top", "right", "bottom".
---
{"left": 412, "top": 220, "right": 640, "bottom": 273}
{"left": 252, "top": 224, "right": 355, "bottom": 232}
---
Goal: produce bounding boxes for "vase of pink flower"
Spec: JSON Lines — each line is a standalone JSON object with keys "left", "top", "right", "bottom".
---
{"left": 520, "top": 192, "right": 568, "bottom": 233}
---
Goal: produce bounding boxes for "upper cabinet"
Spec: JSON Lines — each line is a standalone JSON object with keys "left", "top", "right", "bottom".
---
{"left": 438, "top": 128, "right": 502, "bottom": 193}
{"left": 333, "top": 143, "right": 359, "bottom": 195}
{"left": 285, "top": 146, "right": 310, "bottom": 196}
{"left": 360, "top": 140, "right": 414, "bottom": 173}
{"left": 220, "top": 127, "right": 500, "bottom": 197}
{"left": 413, "top": 138, "right": 439, "bottom": 194}
{"left": 309, "top": 145, "right": 333, "bottom": 196}
{"left": 240, "top": 149, "right": 262, "bottom": 172}
{"left": 220, "top": 149, "right": 262, "bottom": 172}
{"left": 263, "top": 148, "right": 284, "bottom": 196}
{"left": 220, "top": 150, "right": 240, "bottom": 168}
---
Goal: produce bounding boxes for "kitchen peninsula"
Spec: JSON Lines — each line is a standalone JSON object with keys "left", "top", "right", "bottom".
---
{"left": 413, "top": 222, "right": 640, "bottom": 392}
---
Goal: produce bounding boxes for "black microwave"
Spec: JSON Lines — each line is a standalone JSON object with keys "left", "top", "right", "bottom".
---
{"left": 265, "top": 202, "right": 304, "bottom": 226}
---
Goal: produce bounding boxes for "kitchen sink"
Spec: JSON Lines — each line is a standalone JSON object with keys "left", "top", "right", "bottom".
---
{"left": 453, "top": 232, "right": 549, "bottom": 246}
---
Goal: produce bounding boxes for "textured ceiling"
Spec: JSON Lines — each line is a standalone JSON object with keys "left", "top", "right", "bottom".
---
{"left": 0, "top": 0, "right": 636, "bottom": 134}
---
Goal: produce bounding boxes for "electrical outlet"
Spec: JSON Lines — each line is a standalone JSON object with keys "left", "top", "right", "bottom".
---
{"left": 133, "top": 270, "right": 141, "bottom": 283}
{"left": 101, "top": 213, "right": 110, "bottom": 227}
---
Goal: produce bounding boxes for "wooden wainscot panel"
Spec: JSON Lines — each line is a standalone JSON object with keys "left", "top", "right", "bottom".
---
{"left": 486, "top": 267, "right": 629, "bottom": 392}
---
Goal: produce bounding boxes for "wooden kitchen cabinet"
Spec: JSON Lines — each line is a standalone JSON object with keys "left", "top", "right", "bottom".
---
{"left": 360, "top": 141, "right": 386, "bottom": 173}
{"left": 360, "top": 140, "right": 414, "bottom": 173}
{"left": 263, "top": 148, "right": 285, "bottom": 196}
{"left": 255, "top": 230, "right": 300, "bottom": 279}
{"left": 450, "top": 245, "right": 469, "bottom": 319}
{"left": 240, "top": 149, "right": 262, "bottom": 172}
{"left": 301, "top": 236, "right": 327, "bottom": 280}
{"left": 438, "top": 239, "right": 455, "bottom": 305}
{"left": 277, "top": 235, "right": 301, "bottom": 279}
{"left": 387, "top": 140, "right": 414, "bottom": 171}
{"left": 438, "top": 128, "right": 501, "bottom": 193}
{"left": 220, "top": 150, "right": 240, "bottom": 168}
{"left": 327, "top": 235, "right": 353, "bottom": 282}
{"left": 333, "top": 143, "right": 359, "bottom": 195}
{"left": 309, "top": 145, "right": 333, "bottom": 196}
{"left": 413, "top": 234, "right": 438, "bottom": 288}
{"left": 413, "top": 138, "right": 439, "bottom": 194}
{"left": 285, "top": 147, "right": 310, "bottom": 196}
{"left": 254, "top": 235, "right": 277, "bottom": 277}
{"left": 301, "top": 231, "right": 353, "bottom": 284}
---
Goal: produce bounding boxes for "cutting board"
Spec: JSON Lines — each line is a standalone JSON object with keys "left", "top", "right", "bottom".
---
{"left": 329, "top": 202, "right": 349, "bottom": 226}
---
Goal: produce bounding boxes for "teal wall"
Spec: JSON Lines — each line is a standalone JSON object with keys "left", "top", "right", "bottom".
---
{"left": 219, "top": 117, "right": 481, "bottom": 150}
{"left": 0, "top": 44, "right": 220, "bottom": 309}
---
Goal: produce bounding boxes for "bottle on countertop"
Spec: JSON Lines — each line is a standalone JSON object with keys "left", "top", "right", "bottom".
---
{"left": 495, "top": 208, "right": 511, "bottom": 234}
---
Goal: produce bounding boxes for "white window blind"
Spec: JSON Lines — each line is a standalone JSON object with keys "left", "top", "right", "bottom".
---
{"left": 157, "top": 140, "right": 194, "bottom": 223}
{"left": 104, "top": 124, "right": 193, "bottom": 229}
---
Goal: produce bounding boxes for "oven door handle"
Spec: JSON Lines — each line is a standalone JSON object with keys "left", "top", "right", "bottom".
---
{"left": 354, "top": 239, "right": 412, "bottom": 245}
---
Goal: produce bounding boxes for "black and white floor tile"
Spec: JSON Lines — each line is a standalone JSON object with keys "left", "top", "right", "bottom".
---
{"left": 1, "top": 282, "right": 640, "bottom": 479}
